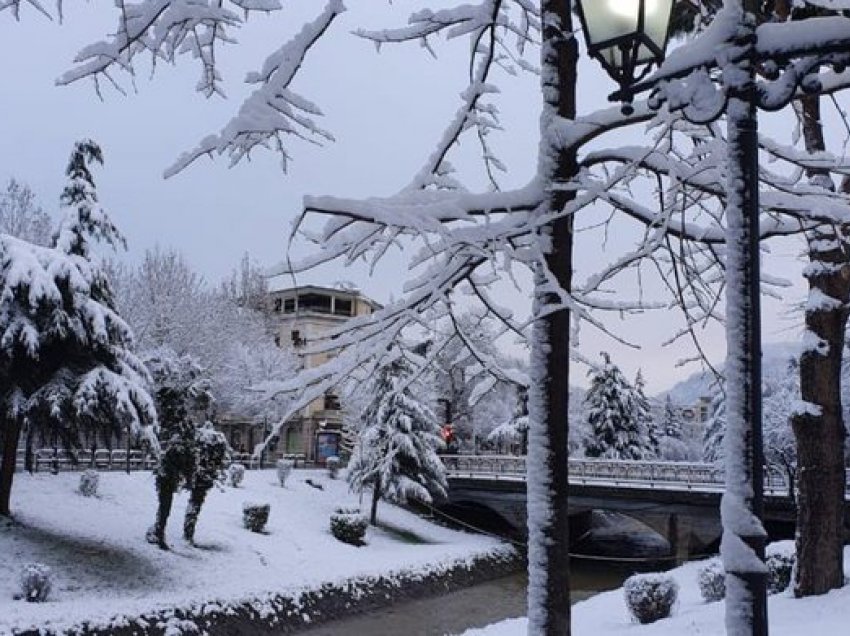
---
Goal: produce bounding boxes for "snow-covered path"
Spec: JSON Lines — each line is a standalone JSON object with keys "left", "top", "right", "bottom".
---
{"left": 0, "top": 469, "right": 506, "bottom": 634}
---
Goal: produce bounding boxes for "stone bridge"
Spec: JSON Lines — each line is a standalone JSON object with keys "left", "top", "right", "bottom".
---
{"left": 439, "top": 455, "right": 833, "bottom": 557}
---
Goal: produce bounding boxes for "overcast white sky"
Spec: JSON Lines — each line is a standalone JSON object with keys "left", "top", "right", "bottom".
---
{"left": 0, "top": 2, "right": 831, "bottom": 394}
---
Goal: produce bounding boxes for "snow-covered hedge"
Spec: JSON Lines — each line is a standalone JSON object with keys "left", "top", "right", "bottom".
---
{"left": 767, "top": 543, "right": 796, "bottom": 594}
{"left": 697, "top": 558, "right": 725, "bottom": 602}
{"left": 326, "top": 456, "right": 340, "bottom": 480}
{"left": 228, "top": 463, "right": 246, "bottom": 488}
{"left": 242, "top": 502, "right": 270, "bottom": 533}
{"left": 78, "top": 470, "right": 100, "bottom": 497}
{"left": 329, "top": 508, "right": 367, "bottom": 546}
{"left": 18, "top": 563, "right": 52, "bottom": 603}
{"left": 623, "top": 572, "right": 678, "bottom": 624}
{"left": 276, "top": 459, "right": 294, "bottom": 487}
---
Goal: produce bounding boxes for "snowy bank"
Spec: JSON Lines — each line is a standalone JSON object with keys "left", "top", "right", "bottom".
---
{"left": 462, "top": 546, "right": 850, "bottom": 635}
{"left": 0, "top": 470, "right": 513, "bottom": 634}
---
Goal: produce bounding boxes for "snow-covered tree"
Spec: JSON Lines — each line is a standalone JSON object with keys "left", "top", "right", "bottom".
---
{"left": 0, "top": 179, "right": 52, "bottom": 246}
{"left": 184, "top": 422, "right": 228, "bottom": 544}
{"left": 347, "top": 350, "right": 446, "bottom": 525}
{"left": 702, "top": 391, "right": 727, "bottom": 464}
{"left": 583, "top": 354, "right": 655, "bottom": 460}
{"left": 661, "top": 395, "right": 683, "bottom": 440}
{"left": 0, "top": 140, "right": 156, "bottom": 516}
{"left": 145, "top": 349, "right": 216, "bottom": 549}
{"left": 633, "top": 370, "right": 659, "bottom": 458}
{"left": 487, "top": 386, "right": 528, "bottom": 454}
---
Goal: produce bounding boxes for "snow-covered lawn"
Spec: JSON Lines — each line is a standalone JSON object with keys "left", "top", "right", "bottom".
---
{"left": 463, "top": 547, "right": 850, "bottom": 635}
{"left": 0, "top": 469, "right": 505, "bottom": 633}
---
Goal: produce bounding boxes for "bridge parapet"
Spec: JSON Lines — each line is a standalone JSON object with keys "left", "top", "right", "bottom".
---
{"left": 442, "top": 455, "right": 792, "bottom": 493}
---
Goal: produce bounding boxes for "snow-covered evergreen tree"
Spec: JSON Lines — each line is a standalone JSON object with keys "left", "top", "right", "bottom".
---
{"left": 145, "top": 349, "right": 215, "bottom": 549}
{"left": 702, "top": 391, "right": 726, "bottom": 464}
{"left": 661, "top": 395, "right": 683, "bottom": 440}
{"left": 633, "top": 370, "right": 659, "bottom": 458}
{"left": 0, "top": 140, "right": 156, "bottom": 517}
{"left": 183, "top": 422, "right": 228, "bottom": 544}
{"left": 347, "top": 350, "right": 447, "bottom": 525}
{"left": 583, "top": 353, "right": 655, "bottom": 460}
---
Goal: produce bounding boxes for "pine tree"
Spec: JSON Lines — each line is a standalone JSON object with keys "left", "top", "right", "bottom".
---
{"left": 348, "top": 351, "right": 447, "bottom": 525}
{"left": 0, "top": 140, "right": 156, "bottom": 517}
{"left": 583, "top": 353, "right": 654, "bottom": 460}
{"left": 661, "top": 395, "right": 683, "bottom": 439}
{"left": 702, "top": 391, "right": 726, "bottom": 463}
{"left": 633, "top": 370, "right": 660, "bottom": 458}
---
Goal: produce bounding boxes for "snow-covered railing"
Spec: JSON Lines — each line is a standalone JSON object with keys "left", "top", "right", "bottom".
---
{"left": 441, "top": 455, "right": 798, "bottom": 493}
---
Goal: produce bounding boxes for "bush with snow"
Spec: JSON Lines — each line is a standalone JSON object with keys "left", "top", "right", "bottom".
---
{"left": 326, "top": 456, "right": 340, "bottom": 480}
{"left": 276, "top": 459, "right": 294, "bottom": 487}
{"left": 330, "top": 508, "right": 367, "bottom": 546}
{"left": 228, "top": 463, "right": 245, "bottom": 488}
{"left": 697, "top": 558, "right": 726, "bottom": 602}
{"left": 78, "top": 470, "right": 100, "bottom": 497}
{"left": 767, "top": 544, "right": 796, "bottom": 594}
{"left": 623, "top": 572, "right": 678, "bottom": 624}
{"left": 242, "top": 502, "right": 270, "bottom": 533}
{"left": 18, "top": 563, "right": 52, "bottom": 603}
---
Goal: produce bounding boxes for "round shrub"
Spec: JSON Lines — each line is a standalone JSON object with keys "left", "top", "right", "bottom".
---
{"left": 330, "top": 508, "right": 367, "bottom": 546}
{"left": 766, "top": 545, "right": 796, "bottom": 594}
{"left": 623, "top": 572, "right": 678, "bottom": 624}
{"left": 228, "top": 463, "right": 246, "bottom": 488}
{"left": 697, "top": 558, "right": 726, "bottom": 602}
{"left": 19, "top": 563, "right": 52, "bottom": 603}
{"left": 326, "top": 456, "right": 340, "bottom": 480}
{"left": 78, "top": 470, "right": 99, "bottom": 497}
{"left": 242, "top": 502, "right": 270, "bottom": 533}
{"left": 276, "top": 459, "right": 294, "bottom": 487}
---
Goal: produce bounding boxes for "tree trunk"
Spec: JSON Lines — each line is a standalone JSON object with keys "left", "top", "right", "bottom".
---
{"left": 527, "top": 2, "right": 577, "bottom": 634}
{"left": 24, "top": 426, "right": 34, "bottom": 474}
{"left": 149, "top": 474, "right": 177, "bottom": 549}
{"left": 720, "top": 3, "right": 768, "bottom": 633}
{"left": 370, "top": 477, "right": 381, "bottom": 526}
{"left": 789, "top": 94, "right": 850, "bottom": 597}
{"left": 0, "top": 417, "right": 22, "bottom": 517}
{"left": 183, "top": 486, "right": 209, "bottom": 544}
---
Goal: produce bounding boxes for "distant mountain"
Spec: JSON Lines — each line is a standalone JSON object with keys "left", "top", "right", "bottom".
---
{"left": 661, "top": 342, "right": 799, "bottom": 404}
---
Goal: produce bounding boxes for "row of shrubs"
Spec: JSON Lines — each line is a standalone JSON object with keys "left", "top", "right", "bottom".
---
{"left": 624, "top": 548, "right": 796, "bottom": 625}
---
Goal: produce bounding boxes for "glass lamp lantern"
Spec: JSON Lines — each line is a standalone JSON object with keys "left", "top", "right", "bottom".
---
{"left": 576, "top": 0, "right": 675, "bottom": 97}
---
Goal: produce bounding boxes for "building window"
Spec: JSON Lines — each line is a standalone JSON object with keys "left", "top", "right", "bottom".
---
{"left": 273, "top": 298, "right": 282, "bottom": 312}
{"left": 291, "top": 330, "right": 305, "bottom": 347}
{"left": 284, "top": 297, "right": 295, "bottom": 313}
{"left": 299, "top": 293, "right": 332, "bottom": 314}
{"left": 324, "top": 393, "right": 341, "bottom": 411}
{"left": 334, "top": 298, "right": 353, "bottom": 316}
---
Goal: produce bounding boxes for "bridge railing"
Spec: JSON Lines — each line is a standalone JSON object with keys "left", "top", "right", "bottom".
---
{"left": 441, "top": 455, "right": 795, "bottom": 493}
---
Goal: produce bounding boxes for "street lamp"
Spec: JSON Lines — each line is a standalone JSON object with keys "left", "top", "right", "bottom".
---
{"left": 575, "top": 0, "right": 674, "bottom": 109}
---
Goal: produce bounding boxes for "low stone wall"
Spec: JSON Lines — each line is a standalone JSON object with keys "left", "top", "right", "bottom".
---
{"left": 13, "top": 548, "right": 522, "bottom": 636}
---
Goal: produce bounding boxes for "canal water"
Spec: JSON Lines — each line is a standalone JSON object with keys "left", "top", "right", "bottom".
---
{"left": 297, "top": 558, "right": 640, "bottom": 636}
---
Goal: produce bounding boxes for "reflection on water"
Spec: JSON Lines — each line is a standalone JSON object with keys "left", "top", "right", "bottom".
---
{"left": 296, "top": 559, "right": 648, "bottom": 636}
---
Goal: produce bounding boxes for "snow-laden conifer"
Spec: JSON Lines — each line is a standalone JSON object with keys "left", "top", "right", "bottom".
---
{"left": 0, "top": 140, "right": 156, "bottom": 517}
{"left": 347, "top": 349, "right": 446, "bottom": 525}
{"left": 583, "top": 354, "right": 656, "bottom": 460}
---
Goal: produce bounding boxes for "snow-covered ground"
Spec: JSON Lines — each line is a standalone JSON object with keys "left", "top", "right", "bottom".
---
{"left": 462, "top": 547, "right": 850, "bottom": 635}
{"left": 0, "top": 468, "right": 505, "bottom": 634}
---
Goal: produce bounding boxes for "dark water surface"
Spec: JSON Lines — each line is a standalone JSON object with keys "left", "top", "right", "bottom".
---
{"left": 297, "top": 559, "right": 635, "bottom": 636}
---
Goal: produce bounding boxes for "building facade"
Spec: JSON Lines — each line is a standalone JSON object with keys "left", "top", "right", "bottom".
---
{"left": 268, "top": 284, "right": 380, "bottom": 463}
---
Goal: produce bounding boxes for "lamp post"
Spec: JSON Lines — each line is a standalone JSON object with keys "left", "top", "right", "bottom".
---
{"left": 575, "top": 1, "right": 768, "bottom": 634}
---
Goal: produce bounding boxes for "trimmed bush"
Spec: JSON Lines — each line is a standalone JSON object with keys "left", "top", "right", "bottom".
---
{"left": 228, "top": 463, "right": 246, "bottom": 488}
{"left": 326, "top": 456, "right": 340, "bottom": 480}
{"left": 78, "top": 470, "right": 99, "bottom": 497}
{"left": 19, "top": 563, "right": 52, "bottom": 603}
{"left": 623, "top": 573, "right": 678, "bottom": 624}
{"left": 330, "top": 508, "right": 367, "bottom": 546}
{"left": 697, "top": 558, "right": 726, "bottom": 602}
{"left": 766, "top": 545, "right": 796, "bottom": 594}
{"left": 242, "top": 502, "right": 270, "bottom": 533}
{"left": 276, "top": 459, "right": 294, "bottom": 487}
